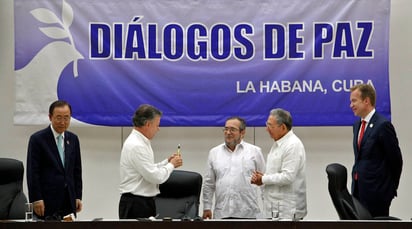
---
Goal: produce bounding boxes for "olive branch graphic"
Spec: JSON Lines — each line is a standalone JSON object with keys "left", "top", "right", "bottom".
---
{"left": 30, "top": 0, "right": 80, "bottom": 77}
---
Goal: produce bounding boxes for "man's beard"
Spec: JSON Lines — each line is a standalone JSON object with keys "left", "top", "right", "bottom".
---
{"left": 225, "top": 139, "right": 239, "bottom": 148}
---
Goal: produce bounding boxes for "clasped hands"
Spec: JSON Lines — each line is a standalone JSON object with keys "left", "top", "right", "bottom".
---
{"left": 168, "top": 153, "right": 183, "bottom": 168}
{"left": 251, "top": 170, "right": 264, "bottom": 186}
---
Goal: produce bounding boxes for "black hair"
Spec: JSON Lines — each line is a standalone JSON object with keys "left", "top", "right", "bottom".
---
{"left": 132, "top": 104, "right": 163, "bottom": 127}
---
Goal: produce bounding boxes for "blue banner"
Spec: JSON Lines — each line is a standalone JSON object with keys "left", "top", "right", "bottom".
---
{"left": 14, "top": 0, "right": 391, "bottom": 126}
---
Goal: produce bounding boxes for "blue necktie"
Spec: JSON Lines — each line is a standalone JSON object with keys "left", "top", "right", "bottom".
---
{"left": 57, "top": 134, "right": 65, "bottom": 167}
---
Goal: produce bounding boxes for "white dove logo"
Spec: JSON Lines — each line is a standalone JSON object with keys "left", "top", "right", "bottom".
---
{"left": 15, "top": 0, "right": 84, "bottom": 125}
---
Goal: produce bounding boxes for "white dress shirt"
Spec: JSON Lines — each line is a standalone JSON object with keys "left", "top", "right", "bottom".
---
{"left": 203, "top": 140, "right": 266, "bottom": 219}
{"left": 358, "top": 108, "right": 375, "bottom": 139}
{"left": 119, "top": 129, "right": 174, "bottom": 197}
{"left": 50, "top": 125, "right": 64, "bottom": 150}
{"left": 261, "top": 130, "right": 307, "bottom": 219}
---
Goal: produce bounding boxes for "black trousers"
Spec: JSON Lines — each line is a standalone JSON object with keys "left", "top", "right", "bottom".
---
{"left": 353, "top": 181, "right": 391, "bottom": 217}
{"left": 41, "top": 188, "right": 73, "bottom": 221}
{"left": 118, "top": 193, "right": 156, "bottom": 219}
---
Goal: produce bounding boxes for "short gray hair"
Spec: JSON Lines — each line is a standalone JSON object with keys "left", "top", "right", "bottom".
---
{"left": 269, "top": 108, "right": 293, "bottom": 130}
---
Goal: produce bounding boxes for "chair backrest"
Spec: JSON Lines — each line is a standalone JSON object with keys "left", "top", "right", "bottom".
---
{"left": 0, "top": 158, "right": 28, "bottom": 220}
{"left": 325, "top": 163, "right": 372, "bottom": 220}
{"left": 155, "top": 170, "right": 202, "bottom": 219}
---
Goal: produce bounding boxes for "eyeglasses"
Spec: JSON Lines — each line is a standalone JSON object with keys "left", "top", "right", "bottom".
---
{"left": 222, "top": 127, "right": 240, "bottom": 133}
{"left": 53, "top": 116, "right": 71, "bottom": 122}
{"left": 266, "top": 122, "right": 282, "bottom": 129}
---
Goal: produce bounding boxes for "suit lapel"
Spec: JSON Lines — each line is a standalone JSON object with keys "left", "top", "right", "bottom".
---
{"left": 354, "top": 119, "right": 361, "bottom": 157}
{"left": 63, "top": 132, "right": 72, "bottom": 171}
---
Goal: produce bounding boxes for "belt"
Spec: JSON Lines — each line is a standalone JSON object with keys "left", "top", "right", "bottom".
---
{"left": 122, "top": 193, "right": 154, "bottom": 199}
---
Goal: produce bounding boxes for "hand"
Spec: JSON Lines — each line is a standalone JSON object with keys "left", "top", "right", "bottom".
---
{"left": 33, "top": 200, "right": 45, "bottom": 217}
{"left": 251, "top": 170, "right": 264, "bottom": 186}
{"left": 169, "top": 154, "right": 183, "bottom": 168}
{"left": 168, "top": 153, "right": 178, "bottom": 162}
{"left": 76, "top": 199, "right": 83, "bottom": 213}
{"left": 202, "top": 209, "right": 212, "bottom": 219}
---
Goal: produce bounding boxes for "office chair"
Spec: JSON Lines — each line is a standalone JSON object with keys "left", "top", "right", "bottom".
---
{"left": 0, "top": 158, "right": 28, "bottom": 220}
{"left": 155, "top": 170, "right": 202, "bottom": 220}
{"left": 326, "top": 163, "right": 399, "bottom": 220}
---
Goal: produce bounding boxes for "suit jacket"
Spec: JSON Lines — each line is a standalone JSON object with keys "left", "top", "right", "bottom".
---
{"left": 27, "top": 125, "right": 82, "bottom": 217}
{"left": 351, "top": 112, "right": 402, "bottom": 212}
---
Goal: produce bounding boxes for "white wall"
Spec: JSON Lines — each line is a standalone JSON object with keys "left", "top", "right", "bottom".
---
{"left": 1, "top": 0, "right": 411, "bottom": 221}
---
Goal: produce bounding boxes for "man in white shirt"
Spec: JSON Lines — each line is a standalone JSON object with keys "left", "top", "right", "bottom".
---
{"left": 251, "top": 108, "right": 307, "bottom": 220}
{"left": 119, "top": 104, "right": 183, "bottom": 219}
{"left": 202, "top": 117, "right": 265, "bottom": 219}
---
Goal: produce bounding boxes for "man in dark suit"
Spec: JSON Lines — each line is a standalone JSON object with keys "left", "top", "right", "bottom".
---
{"left": 349, "top": 84, "right": 402, "bottom": 217}
{"left": 27, "top": 100, "right": 83, "bottom": 220}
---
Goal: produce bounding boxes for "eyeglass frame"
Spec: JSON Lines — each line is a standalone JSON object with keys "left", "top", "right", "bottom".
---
{"left": 222, "top": 127, "right": 242, "bottom": 133}
{"left": 52, "top": 115, "right": 71, "bottom": 122}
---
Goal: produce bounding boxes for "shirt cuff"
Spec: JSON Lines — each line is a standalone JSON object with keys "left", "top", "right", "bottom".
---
{"left": 261, "top": 174, "right": 268, "bottom": 184}
{"left": 166, "top": 162, "right": 175, "bottom": 171}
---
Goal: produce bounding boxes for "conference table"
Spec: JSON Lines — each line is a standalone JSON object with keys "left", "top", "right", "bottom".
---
{"left": 1, "top": 219, "right": 412, "bottom": 229}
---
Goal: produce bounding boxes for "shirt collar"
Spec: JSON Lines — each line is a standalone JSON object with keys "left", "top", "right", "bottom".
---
{"left": 133, "top": 128, "right": 150, "bottom": 144}
{"left": 50, "top": 125, "right": 64, "bottom": 139}
{"left": 276, "top": 129, "right": 294, "bottom": 145}
{"left": 363, "top": 109, "right": 376, "bottom": 123}
{"left": 223, "top": 140, "right": 244, "bottom": 152}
